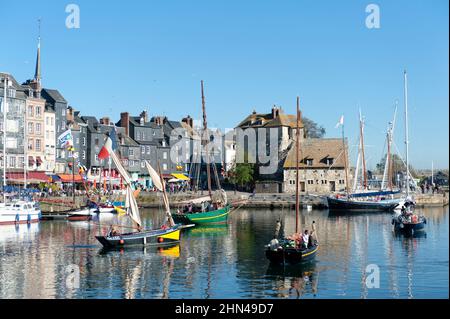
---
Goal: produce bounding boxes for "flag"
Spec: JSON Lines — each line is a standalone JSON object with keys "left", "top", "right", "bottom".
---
{"left": 98, "top": 131, "right": 118, "bottom": 160}
{"left": 57, "top": 129, "right": 73, "bottom": 148}
{"left": 335, "top": 115, "right": 344, "bottom": 128}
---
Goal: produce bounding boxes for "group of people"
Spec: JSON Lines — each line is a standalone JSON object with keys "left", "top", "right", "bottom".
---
{"left": 178, "top": 200, "right": 223, "bottom": 214}
{"left": 420, "top": 183, "right": 440, "bottom": 194}
{"left": 272, "top": 220, "right": 318, "bottom": 250}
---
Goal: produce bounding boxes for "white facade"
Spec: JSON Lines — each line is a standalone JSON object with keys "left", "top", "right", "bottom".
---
{"left": 44, "top": 110, "right": 56, "bottom": 173}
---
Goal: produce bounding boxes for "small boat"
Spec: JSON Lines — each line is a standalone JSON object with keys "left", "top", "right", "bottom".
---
{"left": 96, "top": 225, "right": 181, "bottom": 248}
{"left": 265, "top": 239, "right": 319, "bottom": 265}
{"left": 0, "top": 201, "right": 41, "bottom": 225}
{"left": 174, "top": 203, "right": 231, "bottom": 225}
{"left": 67, "top": 208, "right": 94, "bottom": 221}
{"left": 392, "top": 200, "right": 426, "bottom": 234}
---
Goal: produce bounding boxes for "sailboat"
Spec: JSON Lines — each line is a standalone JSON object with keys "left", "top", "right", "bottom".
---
{"left": 326, "top": 111, "right": 399, "bottom": 212}
{"left": 95, "top": 135, "right": 182, "bottom": 248}
{"left": 265, "top": 97, "right": 319, "bottom": 265}
{"left": 1, "top": 75, "right": 41, "bottom": 225}
{"left": 392, "top": 71, "right": 426, "bottom": 234}
{"left": 172, "top": 81, "right": 231, "bottom": 225}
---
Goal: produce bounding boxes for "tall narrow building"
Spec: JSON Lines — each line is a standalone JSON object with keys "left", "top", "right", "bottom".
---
{"left": 23, "top": 22, "right": 46, "bottom": 173}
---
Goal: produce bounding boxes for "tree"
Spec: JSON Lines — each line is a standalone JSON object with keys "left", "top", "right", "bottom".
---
{"left": 376, "top": 153, "right": 417, "bottom": 181}
{"left": 303, "top": 117, "right": 326, "bottom": 138}
{"left": 229, "top": 162, "right": 255, "bottom": 192}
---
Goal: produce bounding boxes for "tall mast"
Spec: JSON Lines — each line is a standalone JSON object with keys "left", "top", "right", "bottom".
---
{"left": 2, "top": 76, "right": 7, "bottom": 203}
{"left": 404, "top": 70, "right": 410, "bottom": 196}
{"left": 431, "top": 161, "right": 434, "bottom": 185}
{"left": 295, "top": 97, "right": 301, "bottom": 234}
{"left": 359, "top": 110, "right": 368, "bottom": 190}
{"left": 341, "top": 117, "right": 350, "bottom": 197}
{"left": 201, "top": 80, "right": 212, "bottom": 199}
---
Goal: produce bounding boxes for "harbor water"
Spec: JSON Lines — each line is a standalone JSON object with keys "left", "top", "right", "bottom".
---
{"left": 0, "top": 206, "right": 448, "bottom": 299}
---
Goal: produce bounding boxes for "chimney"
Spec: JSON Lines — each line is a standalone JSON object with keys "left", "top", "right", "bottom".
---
{"left": 66, "top": 107, "right": 74, "bottom": 122}
{"left": 272, "top": 105, "right": 281, "bottom": 119}
{"left": 182, "top": 115, "right": 193, "bottom": 128}
{"left": 100, "top": 117, "right": 110, "bottom": 126}
{"left": 120, "top": 112, "right": 130, "bottom": 136}
{"left": 140, "top": 110, "right": 148, "bottom": 123}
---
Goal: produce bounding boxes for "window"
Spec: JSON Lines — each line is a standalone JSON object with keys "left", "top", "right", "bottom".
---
{"left": 35, "top": 139, "right": 41, "bottom": 151}
{"left": 306, "top": 159, "right": 313, "bottom": 166}
{"left": 162, "top": 141, "right": 166, "bottom": 147}
{"left": 95, "top": 154, "right": 99, "bottom": 162}
{"left": 9, "top": 156, "right": 16, "bottom": 168}
{"left": 339, "top": 179, "right": 345, "bottom": 184}
{"left": 141, "top": 161, "right": 145, "bottom": 168}
{"left": 62, "top": 109, "right": 65, "bottom": 116}
{"left": 326, "top": 158, "right": 334, "bottom": 166}
{"left": 36, "top": 123, "right": 41, "bottom": 134}
{"left": 76, "top": 137, "right": 79, "bottom": 145}
{"left": 6, "top": 137, "right": 17, "bottom": 149}
{"left": 82, "top": 151, "right": 86, "bottom": 160}
{"left": 28, "top": 105, "right": 34, "bottom": 117}
{"left": 28, "top": 123, "right": 33, "bottom": 134}
{"left": 82, "top": 137, "right": 86, "bottom": 146}
{"left": 321, "top": 180, "right": 328, "bottom": 184}
{"left": 307, "top": 180, "right": 314, "bottom": 185}
{"left": 46, "top": 117, "right": 49, "bottom": 126}
{"left": 163, "top": 163, "right": 168, "bottom": 170}
{"left": 35, "top": 106, "right": 41, "bottom": 117}
{"left": 51, "top": 117, "right": 54, "bottom": 126}
{"left": 95, "top": 138, "right": 99, "bottom": 146}
{"left": 129, "top": 149, "right": 134, "bottom": 156}
{"left": 141, "top": 146, "right": 145, "bottom": 154}
{"left": 163, "top": 151, "right": 167, "bottom": 159}
{"left": 28, "top": 139, "right": 34, "bottom": 151}
{"left": 146, "top": 146, "right": 150, "bottom": 154}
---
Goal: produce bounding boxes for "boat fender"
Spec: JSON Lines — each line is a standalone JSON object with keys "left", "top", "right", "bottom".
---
{"left": 158, "top": 237, "right": 164, "bottom": 243}
{"left": 15, "top": 214, "right": 20, "bottom": 224}
{"left": 119, "top": 239, "right": 125, "bottom": 245}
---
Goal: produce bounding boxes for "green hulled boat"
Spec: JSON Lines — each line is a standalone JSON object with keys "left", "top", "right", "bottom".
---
{"left": 185, "top": 205, "right": 231, "bottom": 225}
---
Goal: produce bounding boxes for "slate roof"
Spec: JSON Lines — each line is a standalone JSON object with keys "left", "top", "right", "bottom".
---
{"left": 284, "top": 138, "right": 348, "bottom": 169}
{"left": 41, "top": 88, "right": 67, "bottom": 103}
{"left": 236, "top": 108, "right": 304, "bottom": 129}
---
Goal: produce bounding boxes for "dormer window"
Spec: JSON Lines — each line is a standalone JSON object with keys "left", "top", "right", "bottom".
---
{"left": 306, "top": 159, "right": 313, "bottom": 166}
{"left": 140, "top": 117, "right": 144, "bottom": 125}
{"left": 326, "top": 158, "right": 334, "bottom": 166}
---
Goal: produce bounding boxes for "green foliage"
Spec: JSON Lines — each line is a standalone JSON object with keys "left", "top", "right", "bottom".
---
{"left": 303, "top": 117, "right": 326, "bottom": 138}
{"left": 229, "top": 162, "right": 255, "bottom": 188}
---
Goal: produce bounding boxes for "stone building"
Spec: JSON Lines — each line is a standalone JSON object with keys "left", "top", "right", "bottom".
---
{"left": 283, "top": 138, "right": 350, "bottom": 194}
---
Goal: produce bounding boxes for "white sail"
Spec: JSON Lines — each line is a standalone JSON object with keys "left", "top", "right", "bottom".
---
{"left": 145, "top": 160, "right": 163, "bottom": 191}
{"left": 103, "top": 136, "right": 141, "bottom": 227}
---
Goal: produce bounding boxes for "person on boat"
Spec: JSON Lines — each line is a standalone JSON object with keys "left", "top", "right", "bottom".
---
{"left": 108, "top": 225, "right": 120, "bottom": 237}
{"left": 302, "top": 230, "right": 310, "bottom": 249}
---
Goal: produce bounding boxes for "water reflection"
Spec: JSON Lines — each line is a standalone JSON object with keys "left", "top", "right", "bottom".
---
{"left": 0, "top": 206, "right": 448, "bottom": 299}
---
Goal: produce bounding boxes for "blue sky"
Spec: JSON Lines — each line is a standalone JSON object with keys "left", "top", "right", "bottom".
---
{"left": 1, "top": 0, "right": 448, "bottom": 169}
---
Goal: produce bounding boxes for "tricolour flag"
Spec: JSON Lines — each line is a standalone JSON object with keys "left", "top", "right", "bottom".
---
{"left": 57, "top": 129, "right": 73, "bottom": 148}
{"left": 98, "top": 130, "right": 118, "bottom": 160}
{"left": 335, "top": 115, "right": 344, "bottom": 128}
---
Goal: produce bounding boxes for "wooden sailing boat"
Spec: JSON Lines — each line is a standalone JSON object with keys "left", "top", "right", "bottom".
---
{"left": 95, "top": 135, "right": 181, "bottom": 248}
{"left": 265, "top": 97, "right": 319, "bottom": 265}
{"left": 172, "top": 81, "right": 231, "bottom": 225}
{"left": 326, "top": 111, "right": 399, "bottom": 212}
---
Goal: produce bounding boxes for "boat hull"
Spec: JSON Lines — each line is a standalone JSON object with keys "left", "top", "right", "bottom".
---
{"left": 177, "top": 205, "right": 231, "bottom": 225}
{"left": 392, "top": 218, "right": 426, "bottom": 233}
{"left": 95, "top": 226, "right": 181, "bottom": 248}
{"left": 265, "top": 244, "right": 319, "bottom": 265}
{"left": 327, "top": 197, "right": 398, "bottom": 212}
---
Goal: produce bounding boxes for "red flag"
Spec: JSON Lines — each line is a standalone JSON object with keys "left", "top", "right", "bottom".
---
{"left": 98, "top": 137, "right": 112, "bottom": 160}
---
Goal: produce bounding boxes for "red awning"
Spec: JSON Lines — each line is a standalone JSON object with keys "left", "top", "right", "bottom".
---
{"left": 28, "top": 171, "right": 51, "bottom": 182}
{"left": 6, "top": 172, "right": 26, "bottom": 182}
{"left": 58, "top": 174, "right": 84, "bottom": 183}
